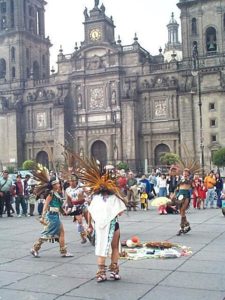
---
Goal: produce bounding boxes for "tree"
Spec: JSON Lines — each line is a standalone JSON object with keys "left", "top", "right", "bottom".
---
{"left": 160, "top": 152, "right": 180, "bottom": 166}
{"left": 212, "top": 148, "right": 225, "bottom": 167}
{"left": 117, "top": 161, "right": 129, "bottom": 171}
{"left": 22, "top": 160, "right": 35, "bottom": 170}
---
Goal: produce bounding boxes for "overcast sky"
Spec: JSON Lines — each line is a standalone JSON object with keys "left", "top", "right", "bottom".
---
{"left": 45, "top": 0, "right": 181, "bottom": 67}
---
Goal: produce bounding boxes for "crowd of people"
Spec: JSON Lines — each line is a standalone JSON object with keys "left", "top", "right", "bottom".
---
{"left": 0, "top": 165, "right": 224, "bottom": 281}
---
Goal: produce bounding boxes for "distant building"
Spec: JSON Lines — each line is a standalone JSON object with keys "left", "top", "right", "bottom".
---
{"left": 0, "top": 0, "right": 225, "bottom": 173}
{"left": 164, "top": 12, "right": 182, "bottom": 62}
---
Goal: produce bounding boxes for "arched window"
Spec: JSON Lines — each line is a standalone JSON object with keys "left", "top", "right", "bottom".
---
{"left": 12, "top": 67, "right": 15, "bottom": 78}
{"left": 11, "top": 47, "right": 15, "bottom": 61}
{"left": 26, "top": 67, "right": 30, "bottom": 78}
{"left": 33, "top": 61, "right": 39, "bottom": 80}
{"left": 206, "top": 27, "right": 217, "bottom": 52}
{"left": 0, "top": 2, "right": 6, "bottom": 13}
{"left": 1, "top": 16, "right": 6, "bottom": 30}
{"left": 42, "top": 54, "right": 46, "bottom": 66}
{"left": 10, "top": 0, "right": 14, "bottom": 28}
{"left": 0, "top": 58, "right": 6, "bottom": 78}
{"left": 191, "top": 18, "right": 197, "bottom": 35}
{"left": 26, "top": 48, "right": 29, "bottom": 60}
{"left": 29, "top": 19, "right": 34, "bottom": 33}
{"left": 28, "top": 6, "right": 34, "bottom": 17}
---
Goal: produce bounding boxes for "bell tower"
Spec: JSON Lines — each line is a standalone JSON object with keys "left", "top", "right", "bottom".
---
{"left": 0, "top": 0, "right": 51, "bottom": 84}
{"left": 83, "top": 0, "right": 115, "bottom": 46}
{"left": 177, "top": 0, "right": 225, "bottom": 60}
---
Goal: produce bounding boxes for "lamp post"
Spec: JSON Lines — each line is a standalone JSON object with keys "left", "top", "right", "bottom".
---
{"left": 192, "top": 43, "right": 205, "bottom": 179}
{"left": 112, "top": 111, "right": 117, "bottom": 165}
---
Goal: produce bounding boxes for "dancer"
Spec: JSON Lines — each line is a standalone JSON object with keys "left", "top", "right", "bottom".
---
{"left": 30, "top": 165, "right": 73, "bottom": 258}
{"left": 176, "top": 168, "right": 193, "bottom": 236}
{"left": 65, "top": 174, "right": 89, "bottom": 244}
{"left": 69, "top": 154, "right": 127, "bottom": 282}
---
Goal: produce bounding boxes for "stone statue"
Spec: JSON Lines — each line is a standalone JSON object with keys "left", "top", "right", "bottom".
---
{"left": 78, "top": 94, "right": 82, "bottom": 108}
{"left": 111, "top": 90, "right": 116, "bottom": 104}
{"left": 83, "top": 7, "right": 89, "bottom": 18}
{"left": 100, "top": 3, "right": 105, "bottom": 13}
{"left": 94, "top": 0, "right": 99, "bottom": 7}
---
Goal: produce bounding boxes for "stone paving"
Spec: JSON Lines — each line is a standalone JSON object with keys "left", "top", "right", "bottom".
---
{"left": 0, "top": 207, "right": 225, "bottom": 300}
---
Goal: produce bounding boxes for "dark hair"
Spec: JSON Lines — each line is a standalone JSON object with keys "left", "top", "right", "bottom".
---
{"left": 70, "top": 174, "right": 79, "bottom": 181}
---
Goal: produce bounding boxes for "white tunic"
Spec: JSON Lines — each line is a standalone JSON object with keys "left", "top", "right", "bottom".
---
{"left": 88, "top": 194, "right": 126, "bottom": 257}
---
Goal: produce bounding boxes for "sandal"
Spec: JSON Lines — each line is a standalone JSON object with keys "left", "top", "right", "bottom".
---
{"left": 109, "top": 263, "right": 121, "bottom": 280}
{"left": 30, "top": 248, "right": 40, "bottom": 258}
{"left": 96, "top": 265, "right": 107, "bottom": 283}
{"left": 61, "top": 252, "right": 74, "bottom": 257}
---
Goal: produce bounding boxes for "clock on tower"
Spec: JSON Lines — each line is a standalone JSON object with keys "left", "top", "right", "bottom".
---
{"left": 89, "top": 28, "right": 102, "bottom": 41}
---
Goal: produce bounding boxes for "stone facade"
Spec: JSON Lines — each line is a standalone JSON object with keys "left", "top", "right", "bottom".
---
{"left": 0, "top": 0, "right": 225, "bottom": 172}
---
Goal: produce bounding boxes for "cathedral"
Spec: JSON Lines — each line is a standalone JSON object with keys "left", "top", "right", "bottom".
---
{"left": 0, "top": 0, "right": 225, "bottom": 173}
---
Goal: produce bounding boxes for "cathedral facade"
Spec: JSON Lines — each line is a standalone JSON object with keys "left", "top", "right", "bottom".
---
{"left": 0, "top": 0, "right": 225, "bottom": 172}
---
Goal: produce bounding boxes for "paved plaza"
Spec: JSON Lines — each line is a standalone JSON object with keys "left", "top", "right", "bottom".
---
{"left": 0, "top": 207, "right": 225, "bottom": 300}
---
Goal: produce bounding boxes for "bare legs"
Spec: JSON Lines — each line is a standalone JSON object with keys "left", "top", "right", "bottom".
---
{"left": 96, "top": 228, "right": 121, "bottom": 282}
{"left": 177, "top": 198, "right": 191, "bottom": 235}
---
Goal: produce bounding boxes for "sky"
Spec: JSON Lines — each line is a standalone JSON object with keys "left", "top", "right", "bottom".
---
{"left": 45, "top": 0, "right": 180, "bottom": 67}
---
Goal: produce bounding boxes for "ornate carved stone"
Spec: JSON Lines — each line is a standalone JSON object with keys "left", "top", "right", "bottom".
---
{"left": 36, "top": 112, "right": 47, "bottom": 129}
{"left": 154, "top": 99, "right": 167, "bottom": 117}
{"left": 46, "top": 90, "right": 55, "bottom": 100}
{"left": 86, "top": 55, "right": 106, "bottom": 70}
{"left": 36, "top": 89, "right": 47, "bottom": 101}
{"left": 142, "top": 79, "right": 150, "bottom": 88}
{"left": 89, "top": 87, "right": 104, "bottom": 110}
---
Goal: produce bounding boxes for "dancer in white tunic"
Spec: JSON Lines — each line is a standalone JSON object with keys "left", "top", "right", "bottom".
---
{"left": 89, "top": 192, "right": 126, "bottom": 282}
{"left": 68, "top": 153, "right": 127, "bottom": 282}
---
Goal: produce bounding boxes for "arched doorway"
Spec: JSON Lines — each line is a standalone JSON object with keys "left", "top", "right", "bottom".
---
{"left": 91, "top": 140, "right": 107, "bottom": 165}
{"left": 36, "top": 151, "right": 49, "bottom": 168}
{"left": 154, "top": 143, "right": 170, "bottom": 166}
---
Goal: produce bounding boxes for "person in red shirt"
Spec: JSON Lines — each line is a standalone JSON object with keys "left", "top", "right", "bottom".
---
{"left": 15, "top": 174, "right": 27, "bottom": 217}
{"left": 192, "top": 173, "right": 201, "bottom": 209}
{"left": 117, "top": 172, "right": 127, "bottom": 195}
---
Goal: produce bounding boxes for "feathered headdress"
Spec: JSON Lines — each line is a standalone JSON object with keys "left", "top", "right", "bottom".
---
{"left": 32, "top": 163, "right": 51, "bottom": 196}
{"left": 175, "top": 144, "right": 201, "bottom": 175}
{"left": 61, "top": 147, "right": 126, "bottom": 203}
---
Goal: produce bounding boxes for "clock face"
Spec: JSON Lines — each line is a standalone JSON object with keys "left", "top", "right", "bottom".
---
{"left": 89, "top": 28, "right": 101, "bottom": 41}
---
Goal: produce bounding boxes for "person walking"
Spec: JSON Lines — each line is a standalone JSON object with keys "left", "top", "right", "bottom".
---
{"left": 23, "top": 174, "right": 31, "bottom": 211}
{"left": 192, "top": 173, "right": 201, "bottom": 209}
{"left": 204, "top": 171, "right": 216, "bottom": 208}
{"left": 28, "top": 186, "right": 36, "bottom": 216}
{"left": 167, "top": 166, "right": 179, "bottom": 199}
{"left": 30, "top": 176, "right": 73, "bottom": 258}
{"left": 148, "top": 171, "right": 157, "bottom": 196}
{"left": 0, "top": 170, "right": 13, "bottom": 217}
{"left": 15, "top": 174, "right": 27, "bottom": 217}
{"left": 215, "top": 172, "right": 223, "bottom": 208}
{"left": 126, "top": 172, "right": 138, "bottom": 210}
{"left": 157, "top": 174, "right": 167, "bottom": 197}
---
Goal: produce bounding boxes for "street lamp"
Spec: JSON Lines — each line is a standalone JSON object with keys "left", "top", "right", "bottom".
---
{"left": 112, "top": 111, "right": 118, "bottom": 164}
{"left": 192, "top": 42, "right": 205, "bottom": 178}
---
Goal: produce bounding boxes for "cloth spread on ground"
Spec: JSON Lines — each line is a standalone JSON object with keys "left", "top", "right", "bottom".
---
{"left": 120, "top": 240, "right": 192, "bottom": 260}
